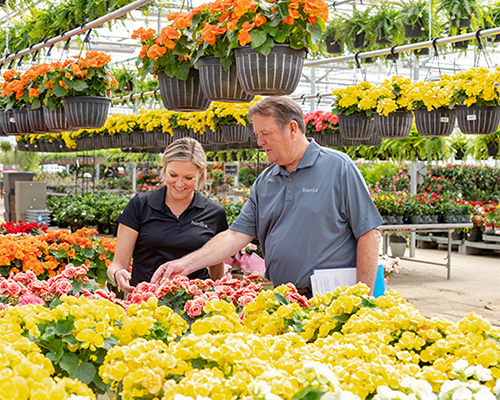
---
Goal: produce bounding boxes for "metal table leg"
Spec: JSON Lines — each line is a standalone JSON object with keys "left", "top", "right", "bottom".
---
{"left": 446, "top": 229, "right": 452, "bottom": 279}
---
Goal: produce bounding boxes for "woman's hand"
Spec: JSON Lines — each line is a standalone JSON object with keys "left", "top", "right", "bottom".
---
{"left": 113, "top": 268, "right": 135, "bottom": 293}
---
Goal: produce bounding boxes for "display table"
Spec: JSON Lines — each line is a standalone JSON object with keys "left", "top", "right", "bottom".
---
{"left": 379, "top": 223, "right": 472, "bottom": 279}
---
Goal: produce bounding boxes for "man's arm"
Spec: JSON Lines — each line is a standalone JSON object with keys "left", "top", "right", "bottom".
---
{"left": 151, "top": 229, "right": 254, "bottom": 284}
{"left": 356, "top": 228, "right": 381, "bottom": 295}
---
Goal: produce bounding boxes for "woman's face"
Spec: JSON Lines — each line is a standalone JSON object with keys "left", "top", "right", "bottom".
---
{"left": 164, "top": 160, "right": 202, "bottom": 201}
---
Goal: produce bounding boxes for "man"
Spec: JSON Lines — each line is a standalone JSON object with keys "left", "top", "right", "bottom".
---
{"left": 152, "top": 96, "right": 384, "bottom": 295}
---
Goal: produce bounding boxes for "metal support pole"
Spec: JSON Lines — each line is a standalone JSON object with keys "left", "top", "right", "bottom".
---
{"left": 410, "top": 161, "right": 418, "bottom": 257}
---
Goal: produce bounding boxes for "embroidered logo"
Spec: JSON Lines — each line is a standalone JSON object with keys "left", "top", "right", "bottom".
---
{"left": 191, "top": 220, "right": 209, "bottom": 229}
{"left": 302, "top": 187, "right": 319, "bottom": 193}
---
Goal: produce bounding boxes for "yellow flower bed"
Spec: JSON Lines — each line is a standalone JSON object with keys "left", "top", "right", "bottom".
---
{"left": 1, "top": 284, "right": 499, "bottom": 400}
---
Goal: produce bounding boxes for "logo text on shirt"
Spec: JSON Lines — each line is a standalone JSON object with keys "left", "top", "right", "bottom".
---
{"left": 302, "top": 187, "right": 319, "bottom": 193}
{"left": 191, "top": 220, "right": 209, "bottom": 229}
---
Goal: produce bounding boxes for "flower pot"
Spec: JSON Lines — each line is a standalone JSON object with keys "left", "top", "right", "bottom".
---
{"left": 325, "top": 36, "right": 341, "bottom": 54}
{"left": 456, "top": 105, "right": 500, "bottom": 135}
{"left": 450, "top": 15, "right": 471, "bottom": 28}
{"left": 376, "top": 28, "right": 391, "bottom": 45}
{"left": 206, "top": 127, "right": 225, "bottom": 144}
{"left": 172, "top": 127, "right": 189, "bottom": 140}
{"left": 409, "top": 215, "right": 420, "bottom": 224}
{"left": 11, "top": 108, "right": 32, "bottom": 135}
{"left": 234, "top": 43, "right": 307, "bottom": 96}
{"left": 354, "top": 32, "right": 365, "bottom": 49}
{"left": 452, "top": 40, "right": 469, "bottom": 49}
{"left": 323, "top": 133, "right": 344, "bottom": 147}
{"left": 27, "top": 106, "right": 48, "bottom": 133}
{"left": 389, "top": 237, "right": 407, "bottom": 257}
{"left": 198, "top": 57, "right": 254, "bottom": 103}
{"left": 467, "top": 226, "right": 483, "bottom": 242}
{"left": 487, "top": 142, "right": 498, "bottom": 158}
{"left": 222, "top": 124, "right": 250, "bottom": 143}
{"left": 338, "top": 114, "right": 373, "bottom": 140}
{"left": 189, "top": 129, "right": 210, "bottom": 144}
{"left": 1, "top": 109, "right": 19, "bottom": 135}
{"left": 413, "top": 47, "right": 430, "bottom": 56}
{"left": 374, "top": 111, "right": 413, "bottom": 139}
{"left": 361, "top": 130, "right": 382, "bottom": 147}
{"left": 43, "top": 107, "right": 70, "bottom": 132}
{"left": 63, "top": 96, "right": 111, "bottom": 130}
{"left": 413, "top": 108, "right": 456, "bottom": 137}
{"left": 157, "top": 70, "right": 211, "bottom": 112}
{"left": 404, "top": 22, "right": 424, "bottom": 38}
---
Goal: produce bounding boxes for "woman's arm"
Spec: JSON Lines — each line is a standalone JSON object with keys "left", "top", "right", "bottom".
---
{"left": 107, "top": 223, "right": 138, "bottom": 293}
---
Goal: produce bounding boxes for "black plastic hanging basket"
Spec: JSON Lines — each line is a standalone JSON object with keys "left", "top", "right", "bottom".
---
{"left": 43, "top": 107, "right": 70, "bottom": 132}
{"left": 158, "top": 70, "right": 211, "bottom": 112}
{"left": 63, "top": 96, "right": 111, "bottom": 130}
{"left": 222, "top": 124, "right": 251, "bottom": 143}
{"left": 206, "top": 127, "right": 226, "bottom": 144}
{"left": 12, "top": 108, "right": 32, "bottom": 135}
{"left": 414, "top": 108, "right": 456, "bottom": 137}
{"left": 456, "top": 105, "right": 500, "bottom": 135}
{"left": 234, "top": 44, "right": 306, "bottom": 96}
{"left": 1, "top": 109, "right": 19, "bottom": 135}
{"left": 27, "top": 106, "right": 48, "bottom": 133}
{"left": 361, "top": 130, "right": 382, "bottom": 146}
{"left": 338, "top": 114, "right": 373, "bottom": 140}
{"left": 374, "top": 111, "right": 413, "bottom": 139}
{"left": 198, "top": 57, "right": 254, "bottom": 103}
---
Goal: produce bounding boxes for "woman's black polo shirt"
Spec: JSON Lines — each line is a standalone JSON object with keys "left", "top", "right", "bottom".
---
{"left": 117, "top": 186, "right": 228, "bottom": 286}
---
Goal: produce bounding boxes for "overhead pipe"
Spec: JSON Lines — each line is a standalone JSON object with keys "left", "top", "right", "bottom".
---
{"left": 0, "top": 0, "right": 154, "bottom": 68}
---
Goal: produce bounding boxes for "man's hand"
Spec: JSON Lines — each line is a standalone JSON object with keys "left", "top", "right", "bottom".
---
{"left": 151, "top": 260, "right": 192, "bottom": 285}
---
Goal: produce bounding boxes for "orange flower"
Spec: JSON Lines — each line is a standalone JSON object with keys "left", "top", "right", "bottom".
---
{"left": 226, "top": 18, "right": 238, "bottom": 32}
{"left": 233, "top": 0, "right": 255, "bottom": 18}
{"left": 201, "top": 24, "right": 227, "bottom": 45}
{"left": 238, "top": 22, "right": 255, "bottom": 46}
{"left": 147, "top": 44, "right": 167, "bottom": 61}
{"left": 67, "top": 249, "right": 76, "bottom": 257}
{"left": 132, "top": 27, "right": 157, "bottom": 42}
{"left": 254, "top": 14, "right": 267, "bottom": 26}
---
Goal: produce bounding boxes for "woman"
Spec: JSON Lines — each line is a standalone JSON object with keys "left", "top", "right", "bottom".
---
{"left": 107, "top": 138, "right": 229, "bottom": 293}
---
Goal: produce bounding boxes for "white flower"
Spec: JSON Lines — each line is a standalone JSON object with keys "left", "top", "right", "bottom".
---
{"left": 254, "top": 382, "right": 272, "bottom": 396}
{"left": 265, "top": 393, "right": 284, "bottom": 400}
{"left": 301, "top": 361, "right": 339, "bottom": 386}
{"left": 323, "top": 389, "right": 362, "bottom": 400}
{"left": 453, "top": 360, "right": 470, "bottom": 374}
{"left": 440, "top": 381, "right": 466, "bottom": 400}
{"left": 472, "top": 387, "right": 496, "bottom": 400}
{"left": 451, "top": 387, "right": 473, "bottom": 400}
{"left": 493, "top": 379, "right": 500, "bottom": 398}
{"left": 68, "top": 396, "right": 93, "bottom": 400}
{"left": 472, "top": 366, "right": 492, "bottom": 382}
{"left": 174, "top": 395, "right": 195, "bottom": 400}
{"left": 374, "top": 386, "right": 410, "bottom": 400}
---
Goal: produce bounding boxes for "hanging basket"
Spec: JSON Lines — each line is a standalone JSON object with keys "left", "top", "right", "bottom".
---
{"left": 27, "top": 106, "right": 48, "bottom": 133}
{"left": 325, "top": 36, "right": 341, "bottom": 54}
{"left": 157, "top": 70, "right": 211, "bottom": 112}
{"left": 63, "top": 96, "right": 111, "bottom": 130}
{"left": 142, "top": 130, "right": 171, "bottom": 148}
{"left": 198, "top": 57, "right": 254, "bottom": 103}
{"left": 1, "top": 109, "right": 19, "bottom": 135}
{"left": 456, "top": 105, "right": 500, "bottom": 135}
{"left": 414, "top": 108, "right": 456, "bottom": 137}
{"left": 43, "top": 107, "right": 70, "bottom": 132}
{"left": 12, "top": 108, "right": 32, "bottom": 135}
{"left": 234, "top": 43, "right": 306, "bottom": 96}
{"left": 189, "top": 129, "right": 210, "bottom": 144}
{"left": 222, "top": 124, "right": 250, "bottom": 143}
{"left": 361, "top": 130, "right": 382, "bottom": 146}
{"left": 374, "top": 111, "right": 413, "bottom": 139}
{"left": 206, "top": 127, "right": 226, "bottom": 144}
{"left": 338, "top": 114, "right": 373, "bottom": 140}
{"left": 323, "top": 133, "right": 344, "bottom": 147}
{"left": 172, "top": 127, "right": 190, "bottom": 140}
{"left": 404, "top": 22, "right": 424, "bottom": 38}
{"left": 354, "top": 32, "right": 365, "bottom": 49}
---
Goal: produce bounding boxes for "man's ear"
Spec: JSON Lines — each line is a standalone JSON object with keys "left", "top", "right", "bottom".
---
{"left": 289, "top": 119, "right": 301, "bottom": 138}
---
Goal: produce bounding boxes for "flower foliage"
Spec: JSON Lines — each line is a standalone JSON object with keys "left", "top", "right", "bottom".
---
{"left": 0, "top": 220, "right": 48, "bottom": 235}
{"left": 132, "top": 0, "right": 329, "bottom": 78}
{"left": 0, "top": 227, "right": 115, "bottom": 284}
{"left": 304, "top": 110, "right": 339, "bottom": 135}
{"left": 40, "top": 51, "right": 118, "bottom": 111}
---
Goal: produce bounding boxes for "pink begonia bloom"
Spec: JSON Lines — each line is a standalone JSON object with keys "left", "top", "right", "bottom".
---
{"left": 17, "top": 293, "right": 45, "bottom": 306}
{"left": 7, "top": 281, "right": 23, "bottom": 296}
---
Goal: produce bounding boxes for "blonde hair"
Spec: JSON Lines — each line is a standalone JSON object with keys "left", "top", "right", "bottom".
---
{"left": 161, "top": 137, "right": 207, "bottom": 190}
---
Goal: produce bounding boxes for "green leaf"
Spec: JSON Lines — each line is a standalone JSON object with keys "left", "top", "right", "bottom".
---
{"left": 256, "top": 37, "right": 276, "bottom": 56}
{"left": 60, "top": 353, "right": 79, "bottom": 375}
{"left": 53, "top": 84, "right": 67, "bottom": 97}
{"left": 250, "top": 30, "right": 268, "bottom": 48}
{"left": 76, "top": 362, "right": 96, "bottom": 385}
{"left": 274, "top": 293, "right": 289, "bottom": 306}
{"left": 71, "top": 80, "right": 89, "bottom": 92}
{"left": 55, "top": 316, "right": 75, "bottom": 335}
{"left": 46, "top": 340, "right": 64, "bottom": 361}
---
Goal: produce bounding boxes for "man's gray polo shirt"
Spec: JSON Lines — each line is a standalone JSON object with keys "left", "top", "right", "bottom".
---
{"left": 230, "top": 139, "right": 384, "bottom": 290}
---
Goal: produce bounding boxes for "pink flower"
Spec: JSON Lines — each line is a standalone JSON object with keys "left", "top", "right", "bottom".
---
{"left": 7, "top": 281, "right": 24, "bottom": 297}
{"left": 185, "top": 299, "right": 204, "bottom": 318}
{"left": 17, "top": 294, "right": 45, "bottom": 306}
{"left": 52, "top": 279, "right": 73, "bottom": 296}
{"left": 62, "top": 266, "right": 77, "bottom": 279}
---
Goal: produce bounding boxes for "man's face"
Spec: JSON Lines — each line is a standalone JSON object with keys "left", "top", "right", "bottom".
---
{"left": 252, "top": 113, "right": 291, "bottom": 166}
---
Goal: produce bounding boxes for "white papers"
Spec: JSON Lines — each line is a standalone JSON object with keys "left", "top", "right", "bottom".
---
{"left": 310, "top": 266, "right": 357, "bottom": 295}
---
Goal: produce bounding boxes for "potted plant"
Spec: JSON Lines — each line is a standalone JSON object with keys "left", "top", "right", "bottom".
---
{"left": 372, "top": 75, "right": 414, "bottom": 139}
{"left": 304, "top": 110, "right": 342, "bottom": 147}
{"left": 367, "top": 4, "right": 403, "bottom": 46}
{"left": 132, "top": 24, "right": 211, "bottom": 111}
{"left": 323, "top": 13, "right": 346, "bottom": 54}
{"left": 437, "top": 0, "right": 482, "bottom": 29}
{"left": 443, "top": 67, "right": 500, "bottom": 135}
{"left": 389, "top": 231, "right": 409, "bottom": 257}
{"left": 408, "top": 80, "right": 456, "bottom": 137}
{"left": 332, "top": 81, "right": 376, "bottom": 141}
{"left": 398, "top": 0, "right": 428, "bottom": 38}
{"left": 189, "top": 3, "right": 255, "bottom": 103}
{"left": 0, "top": 69, "right": 24, "bottom": 135}
{"left": 342, "top": 7, "right": 372, "bottom": 52}
{"left": 226, "top": 0, "right": 330, "bottom": 95}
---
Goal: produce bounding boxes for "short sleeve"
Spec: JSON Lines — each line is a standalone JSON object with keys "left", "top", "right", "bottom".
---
{"left": 343, "top": 164, "right": 384, "bottom": 239}
{"left": 116, "top": 194, "right": 143, "bottom": 232}
{"left": 229, "top": 185, "right": 258, "bottom": 237}
{"left": 216, "top": 206, "right": 229, "bottom": 233}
